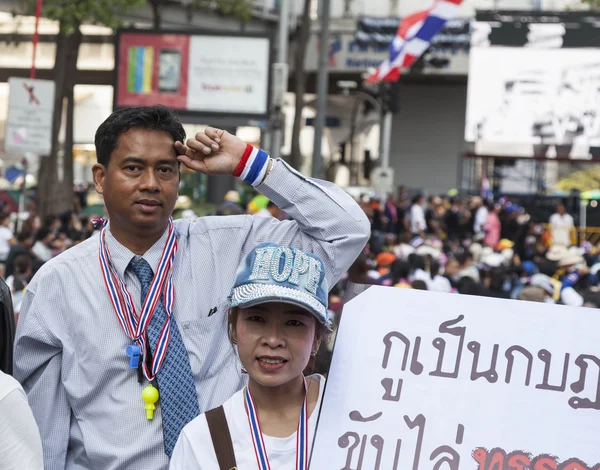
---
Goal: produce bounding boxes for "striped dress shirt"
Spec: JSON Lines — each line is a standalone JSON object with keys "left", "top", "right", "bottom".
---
{"left": 13, "top": 159, "right": 370, "bottom": 470}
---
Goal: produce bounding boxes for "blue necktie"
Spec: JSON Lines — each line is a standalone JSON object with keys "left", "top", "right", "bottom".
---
{"left": 129, "top": 257, "right": 200, "bottom": 457}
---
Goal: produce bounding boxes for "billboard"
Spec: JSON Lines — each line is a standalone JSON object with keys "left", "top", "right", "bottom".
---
{"left": 464, "top": 11, "right": 600, "bottom": 160}
{"left": 114, "top": 30, "right": 272, "bottom": 120}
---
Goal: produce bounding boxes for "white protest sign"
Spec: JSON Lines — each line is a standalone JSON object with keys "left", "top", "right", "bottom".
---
{"left": 311, "top": 287, "right": 600, "bottom": 469}
{"left": 5, "top": 77, "right": 55, "bottom": 155}
{"left": 371, "top": 167, "right": 394, "bottom": 195}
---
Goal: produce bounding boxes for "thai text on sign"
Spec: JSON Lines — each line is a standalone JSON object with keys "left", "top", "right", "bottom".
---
{"left": 310, "top": 287, "right": 600, "bottom": 469}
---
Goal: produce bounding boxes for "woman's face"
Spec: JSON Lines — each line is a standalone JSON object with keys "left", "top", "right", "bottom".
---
{"left": 233, "top": 302, "right": 317, "bottom": 388}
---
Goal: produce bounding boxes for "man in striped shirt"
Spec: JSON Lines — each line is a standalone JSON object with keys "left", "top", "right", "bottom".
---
{"left": 13, "top": 105, "right": 370, "bottom": 470}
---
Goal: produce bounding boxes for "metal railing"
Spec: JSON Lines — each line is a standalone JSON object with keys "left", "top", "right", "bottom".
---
{"left": 578, "top": 227, "right": 600, "bottom": 246}
{"left": 545, "top": 225, "right": 600, "bottom": 247}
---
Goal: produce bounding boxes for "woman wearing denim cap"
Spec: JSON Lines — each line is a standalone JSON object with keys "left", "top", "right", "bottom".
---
{"left": 170, "top": 243, "right": 330, "bottom": 469}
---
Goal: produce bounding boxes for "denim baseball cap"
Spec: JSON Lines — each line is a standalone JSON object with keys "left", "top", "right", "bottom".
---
{"left": 229, "top": 243, "right": 329, "bottom": 325}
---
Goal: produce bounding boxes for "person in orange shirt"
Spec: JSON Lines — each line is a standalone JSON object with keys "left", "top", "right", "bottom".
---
{"left": 376, "top": 252, "right": 396, "bottom": 276}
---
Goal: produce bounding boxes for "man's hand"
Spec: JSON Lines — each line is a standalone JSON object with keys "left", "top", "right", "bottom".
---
{"left": 175, "top": 127, "right": 247, "bottom": 175}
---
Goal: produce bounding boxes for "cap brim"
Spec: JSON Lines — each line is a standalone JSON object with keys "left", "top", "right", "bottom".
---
{"left": 230, "top": 283, "right": 329, "bottom": 325}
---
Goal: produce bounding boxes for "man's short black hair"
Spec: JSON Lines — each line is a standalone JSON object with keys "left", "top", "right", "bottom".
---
{"left": 43, "top": 215, "right": 58, "bottom": 228}
{"left": 17, "top": 231, "right": 32, "bottom": 243}
{"left": 13, "top": 253, "right": 33, "bottom": 275}
{"left": 411, "top": 194, "right": 424, "bottom": 205}
{"left": 36, "top": 228, "right": 51, "bottom": 242}
{"left": 95, "top": 105, "right": 186, "bottom": 167}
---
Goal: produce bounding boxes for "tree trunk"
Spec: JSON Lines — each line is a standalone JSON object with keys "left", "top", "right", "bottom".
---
{"left": 61, "top": 29, "right": 80, "bottom": 210}
{"left": 37, "top": 24, "right": 82, "bottom": 219}
{"left": 290, "top": 0, "right": 311, "bottom": 171}
{"left": 37, "top": 31, "right": 66, "bottom": 220}
{"left": 149, "top": 0, "right": 162, "bottom": 29}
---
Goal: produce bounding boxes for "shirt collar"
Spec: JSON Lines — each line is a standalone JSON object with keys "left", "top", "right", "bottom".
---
{"left": 105, "top": 223, "right": 171, "bottom": 279}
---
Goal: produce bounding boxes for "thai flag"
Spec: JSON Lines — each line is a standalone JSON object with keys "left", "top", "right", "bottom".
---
{"left": 366, "top": 0, "right": 463, "bottom": 83}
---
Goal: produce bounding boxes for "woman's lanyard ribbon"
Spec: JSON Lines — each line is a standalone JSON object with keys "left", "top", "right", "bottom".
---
{"left": 98, "top": 220, "right": 178, "bottom": 381}
{"left": 244, "top": 377, "right": 309, "bottom": 470}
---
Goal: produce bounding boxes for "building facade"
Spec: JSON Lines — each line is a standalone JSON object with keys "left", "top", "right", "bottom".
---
{"left": 301, "top": 0, "right": 590, "bottom": 194}
{"left": 0, "top": 0, "right": 591, "bottom": 193}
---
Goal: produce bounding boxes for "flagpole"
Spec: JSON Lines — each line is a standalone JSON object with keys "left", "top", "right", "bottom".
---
{"left": 312, "top": 0, "right": 332, "bottom": 179}
{"left": 378, "top": 81, "right": 398, "bottom": 171}
{"left": 271, "top": 0, "right": 290, "bottom": 159}
{"left": 379, "top": 111, "right": 393, "bottom": 168}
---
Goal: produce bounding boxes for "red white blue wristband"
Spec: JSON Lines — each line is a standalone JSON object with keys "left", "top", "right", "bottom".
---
{"left": 233, "top": 144, "right": 271, "bottom": 187}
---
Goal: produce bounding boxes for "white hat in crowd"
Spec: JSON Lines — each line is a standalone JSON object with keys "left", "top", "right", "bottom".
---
{"left": 546, "top": 244, "right": 569, "bottom": 262}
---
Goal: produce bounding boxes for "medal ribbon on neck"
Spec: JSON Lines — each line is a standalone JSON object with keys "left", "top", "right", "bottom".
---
{"left": 244, "top": 377, "right": 309, "bottom": 470}
{"left": 98, "top": 219, "right": 178, "bottom": 381}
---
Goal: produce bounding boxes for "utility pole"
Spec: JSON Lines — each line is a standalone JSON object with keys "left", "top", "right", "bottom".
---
{"left": 532, "top": 0, "right": 545, "bottom": 196}
{"left": 271, "top": 0, "right": 290, "bottom": 159}
{"left": 374, "top": 81, "right": 396, "bottom": 197}
{"left": 312, "top": 0, "right": 332, "bottom": 179}
{"left": 343, "top": 0, "right": 352, "bottom": 18}
{"left": 378, "top": 81, "right": 398, "bottom": 169}
{"left": 379, "top": 111, "right": 393, "bottom": 168}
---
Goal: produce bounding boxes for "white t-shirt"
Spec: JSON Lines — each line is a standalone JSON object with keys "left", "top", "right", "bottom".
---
{"left": 32, "top": 241, "right": 53, "bottom": 262}
{"left": 474, "top": 206, "right": 489, "bottom": 235}
{"left": 430, "top": 275, "right": 453, "bottom": 293}
{"left": 170, "top": 375, "right": 325, "bottom": 470}
{"left": 411, "top": 268, "right": 432, "bottom": 288}
{"left": 410, "top": 205, "right": 426, "bottom": 234}
{"left": 549, "top": 213, "right": 574, "bottom": 247}
{"left": 393, "top": 243, "right": 414, "bottom": 260}
{"left": 0, "top": 226, "right": 13, "bottom": 261}
{"left": 0, "top": 372, "right": 44, "bottom": 470}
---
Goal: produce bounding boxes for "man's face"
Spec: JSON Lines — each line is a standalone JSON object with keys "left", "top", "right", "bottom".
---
{"left": 445, "top": 260, "right": 460, "bottom": 277}
{"left": 43, "top": 233, "right": 55, "bottom": 247}
{"left": 557, "top": 204, "right": 566, "bottom": 215}
{"left": 92, "top": 129, "right": 179, "bottom": 236}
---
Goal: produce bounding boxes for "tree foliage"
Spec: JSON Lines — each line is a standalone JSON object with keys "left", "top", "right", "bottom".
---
{"left": 22, "top": 0, "right": 145, "bottom": 32}
{"left": 149, "top": 0, "right": 254, "bottom": 28}
{"left": 195, "top": 0, "right": 254, "bottom": 23}
{"left": 556, "top": 165, "right": 600, "bottom": 192}
{"left": 581, "top": 0, "right": 600, "bottom": 7}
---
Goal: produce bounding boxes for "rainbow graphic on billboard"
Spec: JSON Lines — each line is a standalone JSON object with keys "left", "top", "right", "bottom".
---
{"left": 127, "top": 46, "right": 154, "bottom": 93}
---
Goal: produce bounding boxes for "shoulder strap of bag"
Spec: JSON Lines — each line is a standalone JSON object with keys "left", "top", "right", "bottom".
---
{"left": 206, "top": 406, "right": 238, "bottom": 470}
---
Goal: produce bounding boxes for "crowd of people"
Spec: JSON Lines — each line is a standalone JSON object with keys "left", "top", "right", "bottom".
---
{"left": 0, "top": 207, "right": 99, "bottom": 321}
{"left": 336, "top": 191, "right": 600, "bottom": 312}
{"left": 0, "top": 180, "right": 593, "bottom": 327}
